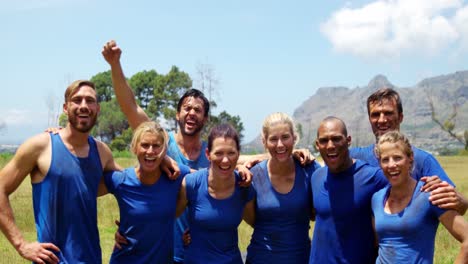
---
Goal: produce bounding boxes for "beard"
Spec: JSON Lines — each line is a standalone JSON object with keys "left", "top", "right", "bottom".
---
{"left": 68, "top": 112, "right": 97, "bottom": 133}
{"left": 178, "top": 118, "right": 204, "bottom": 137}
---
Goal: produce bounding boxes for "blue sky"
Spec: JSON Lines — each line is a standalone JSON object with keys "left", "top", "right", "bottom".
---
{"left": 1, "top": 0, "right": 468, "bottom": 144}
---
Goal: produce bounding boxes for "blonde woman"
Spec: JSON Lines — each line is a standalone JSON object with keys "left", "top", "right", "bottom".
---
{"left": 372, "top": 131, "right": 468, "bottom": 263}
{"left": 103, "top": 121, "right": 191, "bottom": 263}
{"left": 245, "top": 113, "right": 321, "bottom": 264}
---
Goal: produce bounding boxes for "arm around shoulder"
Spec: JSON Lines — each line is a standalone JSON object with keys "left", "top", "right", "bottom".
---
{"left": 242, "top": 199, "right": 255, "bottom": 227}
{"left": 176, "top": 178, "right": 188, "bottom": 217}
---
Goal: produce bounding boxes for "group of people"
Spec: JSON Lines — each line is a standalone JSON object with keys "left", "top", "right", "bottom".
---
{"left": 0, "top": 39, "right": 467, "bottom": 264}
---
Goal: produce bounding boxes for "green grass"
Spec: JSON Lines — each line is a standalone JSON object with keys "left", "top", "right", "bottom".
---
{"left": 1, "top": 156, "right": 467, "bottom": 263}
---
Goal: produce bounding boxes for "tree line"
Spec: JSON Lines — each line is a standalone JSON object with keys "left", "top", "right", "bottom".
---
{"left": 60, "top": 66, "right": 244, "bottom": 151}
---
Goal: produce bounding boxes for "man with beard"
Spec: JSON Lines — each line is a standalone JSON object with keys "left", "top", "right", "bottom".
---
{"left": 102, "top": 40, "right": 313, "bottom": 263}
{"left": 102, "top": 41, "right": 216, "bottom": 263}
{"left": 0, "top": 80, "right": 119, "bottom": 263}
{"left": 349, "top": 87, "right": 467, "bottom": 214}
{"left": 310, "top": 116, "right": 388, "bottom": 264}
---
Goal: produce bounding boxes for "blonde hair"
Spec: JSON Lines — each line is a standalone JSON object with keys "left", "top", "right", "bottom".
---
{"left": 375, "top": 131, "right": 413, "bottom": 162}
{"left": 64, "top": 80, "right": 96, "bottom": 103}
{"left": 261, "top": 112, "right": 299, "bottom": 145}
{"left": 131, "top": 121, "right": 168, "bottom": 160}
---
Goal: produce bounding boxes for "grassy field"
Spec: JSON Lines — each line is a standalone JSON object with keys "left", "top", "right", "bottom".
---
{"left": 0, "top": 155, "right": 467, "bottom": 263}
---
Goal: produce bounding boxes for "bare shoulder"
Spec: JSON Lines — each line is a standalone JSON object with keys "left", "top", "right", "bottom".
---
{"left": 0, "top": 133, "right": 52, "bottom": 187}
{"left": 16, "top": 132, "right": 51, "bottom": 158}
{"left": 94, "top": 138, "right": 113, "bottom": 160}
{"left": 94, "top": 138, "right": 120, "bottom": 171}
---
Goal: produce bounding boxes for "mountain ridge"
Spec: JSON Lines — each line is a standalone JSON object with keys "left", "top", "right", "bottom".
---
{"left": 244, "top": 70, "right": 468, "bottom": 153}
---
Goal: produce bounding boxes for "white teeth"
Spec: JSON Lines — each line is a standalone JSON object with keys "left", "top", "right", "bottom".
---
{"left": 276, "top": 150, "right": 286, "bottom": 154}
{"left": 328, "top": 153, "right": 338, "bottom": 157}
{"left": 389, "top": 171, "right": 399, "bottom": 176}
{"left": 145, "top": 157, "right": 156, "bottom": 161}
{"left": 220, "top": 165, "right": 230, "bottom": 170}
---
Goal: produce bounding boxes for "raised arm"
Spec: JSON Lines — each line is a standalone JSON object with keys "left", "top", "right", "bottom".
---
{"left": 102, "top": 41, "right": 181, "bottom": 179}
{"left": 102, "top": 40, "right": 150, "bottom": 130}
{"left": 0, "top": 135, "right": 60, "bottom": 263}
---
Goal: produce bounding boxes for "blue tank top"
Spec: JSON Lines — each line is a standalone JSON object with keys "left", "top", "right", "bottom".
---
{"left": 32, "top": 133, "right": 103, "bottom": 263}
{"left": 167, "top": 132, "right": 210, "bottom": 262}
{"left": 247, "top": 159, "right": 321, "bottom": 264}
{"left": 184, "top": 169, "right": 254, "bottom": 264}
{"left": 104, "top": 165, "right": 190, "bottom": 264}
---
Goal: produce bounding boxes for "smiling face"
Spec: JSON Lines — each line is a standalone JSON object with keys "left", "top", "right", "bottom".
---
{"left": 316, "top": 118, "right": 352, "bottom": 174}
{"left": 378, "top": 141, "right": 413, "bottom": 187}
{"left": 206, "top": 137, "right": 240, "bottom": 179}
{"left": 64, "top": 85, "right": 100, "bottom": 133}
{"left": 176, "top": 96, "right": 208, "bottom": 137}
{"left": 368, "top": 98, "right": 403, "bottom": 140}
{"left": 264, "top": 122, "right": 296, "bottom": 163}
{"left": 135, "top": 132, "right": 166, "bottom": 173}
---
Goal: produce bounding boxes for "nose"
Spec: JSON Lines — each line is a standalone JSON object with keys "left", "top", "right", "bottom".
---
{"left": 326, "top": 139, "right": 335, "bottom": 149}
{"left": 221, "top": 155, "right": 230, "bottom": 163}
{"left": 388, "top": 158, "right": 397, "bottom": 167}
{"left": 378, "top": 113, "right": 387, "bottom": 123}
{"left": 79, "top": 98, "right": 89, "bottom": 108}
{"left": 146, "top": 145, "right": 156, "bottom": 153}
{"left": 277, "top": 139, "right": 285, "bottom": 148}
{"left": 188, "top": 108, "right": 196, "bottom": 116}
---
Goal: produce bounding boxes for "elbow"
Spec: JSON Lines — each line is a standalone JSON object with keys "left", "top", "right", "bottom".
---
{"left": 461, "top": 240, "right": 468, "bottom": 252}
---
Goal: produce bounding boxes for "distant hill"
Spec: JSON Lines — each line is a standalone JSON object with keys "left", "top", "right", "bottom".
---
{"left": 244, "top": 71, "right": 468, "bottom": 153}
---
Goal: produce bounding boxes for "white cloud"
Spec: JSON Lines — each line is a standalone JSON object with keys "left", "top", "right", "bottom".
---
{"left": 453, "top": 5, "right": 468, "bottom": 50}
{"left": 321, "top": 0, "right": 467, "bottom": 58}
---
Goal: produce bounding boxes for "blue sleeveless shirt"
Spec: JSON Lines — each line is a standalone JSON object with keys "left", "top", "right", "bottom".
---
{"left": 32, "top": 133, "right": 103, "bottom": 263}
{"left": 167, "top": 132, "right": 210, "bottom": 263}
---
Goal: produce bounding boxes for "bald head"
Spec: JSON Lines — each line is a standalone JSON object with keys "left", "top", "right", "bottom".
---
{"left": 316, "top": 116, "right": 353, "bottom": 173}
{"left": 317, "top": 116, "right": 348, "bottom": 138}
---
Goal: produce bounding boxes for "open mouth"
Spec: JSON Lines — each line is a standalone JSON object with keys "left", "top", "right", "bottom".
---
{"left": 377, "top": 126, "right": 391, "bottom": 133}
{"left": 142, "top": 156, "right": 158, "bottom": 167}
{"left": 327, "top": 153, "right": 339, "bottom": 162}
{"left": 218, "top": 164, "right": 232, "bottom": 173}
{"left": 275, "top": 149, "right": 288, "bottom": 157}
{"left": 78, "top": 114, "right": 89, "bottom": 118}
{"left": 185, "top": 119, "right": 198, "bottom": 129}
{"left": 387, "top": 170, "right": 400, "bottom": 179}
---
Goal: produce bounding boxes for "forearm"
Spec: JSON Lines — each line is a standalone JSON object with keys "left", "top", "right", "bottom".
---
{"left": 456, "top": 190, "right": 468, "bottom": 215}
{"left": 109, "top": 61, "right": 148, "bottom": 129}
{"left": 454, "top": 241, "right": 468, "bottom": 264}
{"left": 237, "top": 153, "right": 269, "bottom": 166}
{"left": 0, "top": 194, "right": 26, "bottom": 251}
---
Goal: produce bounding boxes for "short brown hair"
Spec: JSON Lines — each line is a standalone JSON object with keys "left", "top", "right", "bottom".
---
{"left": 367, "top": 87, "right": 403, "bottom": 115}
{"left": 64, "top": 80, "right": 96, "bottom": 103}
